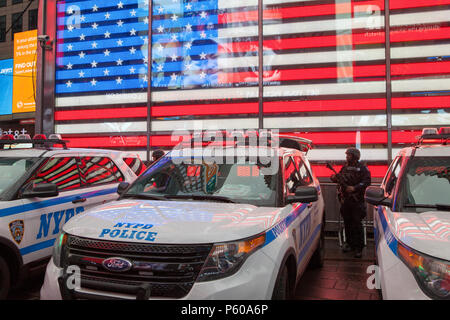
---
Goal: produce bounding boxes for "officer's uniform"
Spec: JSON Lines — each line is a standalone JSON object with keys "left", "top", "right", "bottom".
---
{"left": 331, "top": 148, "right": 371, "bottom": 256}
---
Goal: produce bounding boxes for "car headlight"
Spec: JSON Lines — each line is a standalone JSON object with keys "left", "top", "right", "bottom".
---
{"left": 52, "top": 231, "right": 68, "bottom": 268}
{"left": 196, "top": 233, "right": 266, "bottom": 282}
{"left": 398, "top": 242, "right": 450, "bottom": 300}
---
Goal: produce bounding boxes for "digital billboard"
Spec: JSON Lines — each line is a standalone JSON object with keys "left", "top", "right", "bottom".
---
{"left": 12, "top": 29, "right": 37, "bottom": 113}
{"left": 0, "top": 59, "right": 13, "bottom": 115}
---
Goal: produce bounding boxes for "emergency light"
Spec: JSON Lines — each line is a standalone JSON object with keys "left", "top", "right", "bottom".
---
{"left": 0, "top": 133, "right": 69, "bottom": 149}
{"left": 417, "top": 127, "right": 450, "bottom": 145}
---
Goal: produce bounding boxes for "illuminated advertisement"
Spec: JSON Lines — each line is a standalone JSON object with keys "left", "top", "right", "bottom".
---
{"left": 12, "top": 29, "right": 37, "bottom": 113}
{"left": 0, "top": 59, "right": 13, "bottom": 115}
{"left": 48, "top": 0, "right": 450, "bottom": 178}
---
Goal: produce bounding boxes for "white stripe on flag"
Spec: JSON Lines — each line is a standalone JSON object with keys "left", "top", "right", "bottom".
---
{"left": 392, "top": 78, "right": 450, "bottom": 92}
{"left": 392, "top": 113, "right": 450, "bottom": 127}
{"left": 218, "top": 0, "right": 320, "bottom": 10}
{"left": 264, "top": 48, "right": 385, "bottom": 66}
{"left": 55, "top": 92, "right": 147, "bottom": 107}
{"left": 55, "top": 86, "right": 259, "bottom": 108}
{"left": 55, "top": 122, "right": 147, "bottom": 134}
{"left": 151, "top": 118, "right": 259, "bottom": 131}
{"left": 218, "top": 16, "right": 385, "bottom": 40}
{"left": 308, "top": 148, "right": 388, "bottom": 161}
{"left": 264, "top": 114, "right": 387, "bottom": 129}
{"left": 263, "top": 0, "right": 318, "bottom": 5}
{"left": 263, "top": 81, "right": 386, "bottom": 98}
{"left": 218, "top": 0, "right": 257, "bottom": 9}
{"left": 153, "top": 86, "right": 259, "bottom": 102}
{"left": 262, "top": 17, "right": 384, "bottom": 38}
{"left": 219, "top": 56, "right": 258, "bottom": 69}
{"left": 391, "top": 44, "right": 450, "bottom": 59}
{"left": 390, "top": 10, "right": 450, "bottom": 26}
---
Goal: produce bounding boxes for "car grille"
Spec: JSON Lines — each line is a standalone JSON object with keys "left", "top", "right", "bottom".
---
{"left": 62, "top": 235, "right": 213, "bottom": 299}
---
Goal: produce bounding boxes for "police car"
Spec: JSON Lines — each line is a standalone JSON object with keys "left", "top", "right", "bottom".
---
{"left": 40, "top": 132, "right": 325, "bottom": 300}
{"left": 0, "top": 134, "right": 144, "bottom": 299}
{"left": 365, "top": 127, "right": 450, "bottom": 300}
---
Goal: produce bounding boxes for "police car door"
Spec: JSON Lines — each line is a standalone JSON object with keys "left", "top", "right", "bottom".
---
{"left": 295, "top": 154, "right": 323, "bottom": 263}
{"left": 19, "top": 156, "right": 87, "bottom": 264}
{"left": 284, "top": 154, "right": 317, "bottom": 275}
{"left": 19, "top": 155, "right": 124, "bottom": 264}
{"left": 76, "top": 155, "right": 125, "bottom": 211}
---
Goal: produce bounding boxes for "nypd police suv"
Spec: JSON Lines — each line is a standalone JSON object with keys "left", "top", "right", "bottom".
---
{"left": 365, "top": 127, "right": 450, "bottom": 300}
{"left": 40, "top": 132, "right": 325, "bottom": 300}
{"left": 0, "top": 134, "right": 143, "bottom": 299}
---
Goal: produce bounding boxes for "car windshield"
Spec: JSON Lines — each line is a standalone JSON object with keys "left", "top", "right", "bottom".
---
{"left": 124, "top": 155, "right": 279, "bottom": 207}
{"left": 401, "top": 156, "right": 450, "bottom": 212}
{"left": 0, "top": 157, "right": 39, "bottom": 196}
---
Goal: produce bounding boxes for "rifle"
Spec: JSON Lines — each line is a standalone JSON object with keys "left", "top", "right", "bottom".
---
{"left": 325, "top": 162, "right": 358, "bottom": 203}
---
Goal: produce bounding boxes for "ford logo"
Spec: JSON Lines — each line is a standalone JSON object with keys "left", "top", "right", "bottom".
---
{"left": 102, "top": 257, "right": 132, "bottom": 272}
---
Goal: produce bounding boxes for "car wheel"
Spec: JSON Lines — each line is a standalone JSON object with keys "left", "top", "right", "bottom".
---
{"left": 272, "top": 264, "right": 290, "bottom": 300}
{"left": 0, "top": 256, "right": 11, "bottom": 299}
{"left": 309, "top": 223, "right": 325, "bottom": 269}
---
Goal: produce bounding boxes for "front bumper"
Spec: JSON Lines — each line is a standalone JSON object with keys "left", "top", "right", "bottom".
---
{"left": 40, "top": 249, "right": 277, "bottom": 300}
{"left": 376, "top": 233, "right": 430, "bottom": 300}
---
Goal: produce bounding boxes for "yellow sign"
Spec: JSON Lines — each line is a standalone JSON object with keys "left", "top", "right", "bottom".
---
{"left": 12, "top": 29, "right": 37, "bottom": 113}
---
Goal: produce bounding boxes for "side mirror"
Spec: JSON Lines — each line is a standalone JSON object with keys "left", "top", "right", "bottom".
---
{"left": 365, "top": 186, "right": 391, "bottom": 207}
{"left": 286, "top": 186, "right": 318, "bottom": 204}
{"left": 22, "top": 183, "right": 59, "bottom": 198}
{"left": 117, "top": 182, "right": 130, "bottom": 195}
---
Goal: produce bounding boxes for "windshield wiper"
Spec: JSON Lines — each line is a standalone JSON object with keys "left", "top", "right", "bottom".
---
{"left": 164, "top": 194, "right": 235, "bottom": 203}
{"left": 404, "top": 204, "right": 450, "bottom": 211}
{"left": 122, "top": 193, "right": 169, "bottom": 201}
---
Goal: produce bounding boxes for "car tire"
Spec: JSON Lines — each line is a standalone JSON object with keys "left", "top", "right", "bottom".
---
{"left": 272, "top": 264, "right": 290, "bottom": 300}
{"left": 0, "top": 256, "right": 11, "bottom": 299}
{"left": 309, "top": 221, "right": 325, "bottom": 269}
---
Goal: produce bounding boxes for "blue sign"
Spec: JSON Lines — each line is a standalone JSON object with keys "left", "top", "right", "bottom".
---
{"left": 0, "top": 59, "right": 13, "bottom": 115}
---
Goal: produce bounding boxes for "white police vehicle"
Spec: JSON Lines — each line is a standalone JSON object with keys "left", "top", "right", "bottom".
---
{"left": 365, "top": 127, "right": 450, "bottom": 300}
{"left": 0, "top": 134, "right": 144, "bottom": 299}
{"left": 40, "top": 133, "right": 325, "bottom": 300}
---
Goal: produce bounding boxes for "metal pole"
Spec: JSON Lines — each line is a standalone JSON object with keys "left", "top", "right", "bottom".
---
{"left": 146, "top": 1, "right": 153, "bottom": 162}
{"left": 258, "top": 0, "right": 263, "bottom": 129}
{"left": 36, "top": 0, "right": 46, "bottom": 134}
{"left": 385, "top": 0, "right": 392, "bottom": 163}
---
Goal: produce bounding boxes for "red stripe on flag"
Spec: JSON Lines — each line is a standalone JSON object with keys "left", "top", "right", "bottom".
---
{"left": 392, "top": 61, "right": 450, "bottom": 76}
{"left": 313, "top": 164, "right": 388, "bottom": 178}
{"left": 392, "top": 130, "right": 422, "bottom": 144}
{"left": 219, "top": 65, "right": 385, "bottom": 83}
{"left": 264, "top": 99, "right": 386, "bottom": 113}
{"left": 224, "top": 31, "right": 387, "bottom": 53}
{"left": 391, "top": 26, "right": 450, "bottom": 43}
{"left": 392, "top": 96, "right": 450, "bottom": 110}
{"left": 219, "top": 1, "right": 385, "bottom": 24}
{"left": 55, "top": 107, "right": 147, "bottom": 121}
{"left": 152, "top": 102, "right": 258, "bottom": 116}
{"left": 65, "top": 135, "right": 189, "bottom": 148}
{"left": 390, "top": 0, "right": 450, "bottom": 9}
{"left": 65, "top": 136, "right": 148, "bottom": 148}
{"left": 263, "top": 33, "right": 385, "bottom": 52}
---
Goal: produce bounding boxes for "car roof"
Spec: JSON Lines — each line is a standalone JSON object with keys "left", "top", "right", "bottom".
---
{"left": 397, "top": 144, "right": 450, "bottom": 158}
{"left": 169, "top": 146, "right": 304, "bottom": 157}
{"left": 0, "top": 147, "right": 140, "bottom": 158}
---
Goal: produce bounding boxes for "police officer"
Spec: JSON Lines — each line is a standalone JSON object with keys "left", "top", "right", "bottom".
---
{"left": 330, "top": 147, "right": 371, "bottom": 258}
{"left": 152, "top": 149, "right": 165, "bottom": 163}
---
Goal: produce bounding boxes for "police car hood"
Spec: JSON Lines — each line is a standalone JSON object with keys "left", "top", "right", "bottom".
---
{"left": 391, "top": 211, "right": 450, "bottom": 261}
{"left": 63, "top": 199, "right": 286, "bottom": 244}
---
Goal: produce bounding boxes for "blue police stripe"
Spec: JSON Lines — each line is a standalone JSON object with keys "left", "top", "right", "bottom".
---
{"left": 377, "top": 206, "right": 399, "bottom": 257}
{"left": 20, "top": 238, "right": 56, "bottom": 255}
{"left": 0, "top": 187, "right": 117, "bottom": 218}
{"left": 297, "top": 223, "right": 322, "bottom": 265}
{"left": 263, "top": 203, "right": 308, "bottom": 247}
